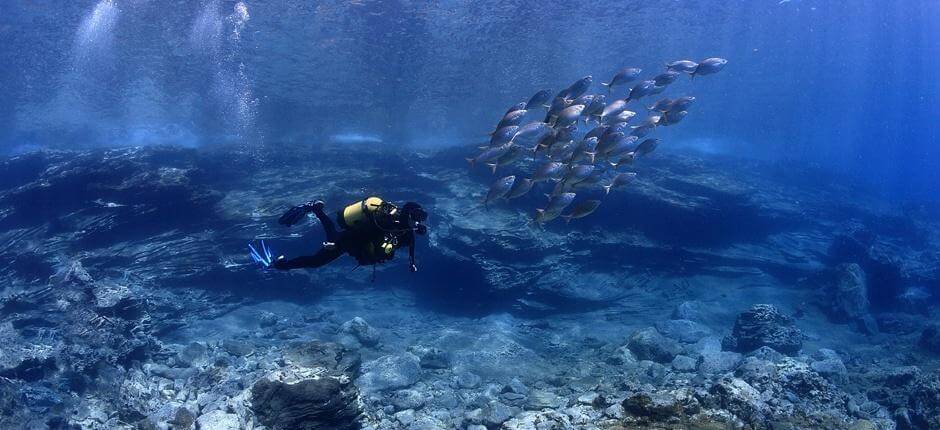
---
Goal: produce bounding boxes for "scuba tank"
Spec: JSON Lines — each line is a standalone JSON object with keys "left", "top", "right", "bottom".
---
{"left": 339, "top": 197, "right": 393, "bottom": 230}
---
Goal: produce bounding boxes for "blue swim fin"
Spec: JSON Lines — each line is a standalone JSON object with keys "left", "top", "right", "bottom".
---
{"left": 248, "top": 240, "right": 275, "bottom": 268}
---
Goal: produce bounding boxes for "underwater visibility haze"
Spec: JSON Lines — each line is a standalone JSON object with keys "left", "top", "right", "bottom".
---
{"left": 1, "top": 1, "right": 940, "bottom": 429}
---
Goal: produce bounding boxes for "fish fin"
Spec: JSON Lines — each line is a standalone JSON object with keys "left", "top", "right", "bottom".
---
{"left": 586, "top": 152, "right": 596, "bottom": 164}
{"left": 487, "top": 163, "right": 498, "bottom": 175}
{"left": 603, "top": 185, "right": 612, "bottom": 195}
{"left": 562, "top": 215, "right": 572, "bottom": 224}
{"left": 465, "top": 157, "right": 476, "bottom": 168}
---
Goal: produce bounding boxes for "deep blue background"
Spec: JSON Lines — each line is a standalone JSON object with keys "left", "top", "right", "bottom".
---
{"left": 1, "top": 0, "right": 938, "bottom": 199}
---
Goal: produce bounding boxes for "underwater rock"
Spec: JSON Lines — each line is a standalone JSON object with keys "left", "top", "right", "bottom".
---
{"left": 501, "top": 410, "right": 572, "bottom": 430}
{"left": 865, "top": 366, "right": 940, "bottom": 430}
{"left": 698, "top": 350, "right": 743, "bottom": 375}
{"left": 917, "top": 323, "right": 940, "bottom": 354}
{"left": 655, "top": 319, "right": 713, "bottom": 343}
{"left": 671, "top": 355, "right": 698, "bottom": 372}
{"left": 341, "top": 317, "right": 381, "bottom": 348}
{"left": 357, "top": 353, "right": 421, "bottom": 393}
{"left": 818, "top": 263, "right": 878, "bottom": 334}
{"left": 622, "top": 389, "right": 700, "bottom": 424}
{"left": 722, "top": 304, "right": 804, "bottom": 356}
{"left": 284, "top": 341, "right": 361, "bottom": 375}
{"left": 195, "top": 410, "right": 240, "bottom": 430}
{"left": 408, "top": 345, "right": 450, "bottom": 369}
{"left": 250, "top": 365, "right": 361, "bottom": 430}
{"left": 810, "top": 348, "right": 848, "bottom": 382}
{"left": 222, "top": 339, "right": 254, "bottom": 357}
{"left": 627, "top": 327, "right": 683, "bottom": 363}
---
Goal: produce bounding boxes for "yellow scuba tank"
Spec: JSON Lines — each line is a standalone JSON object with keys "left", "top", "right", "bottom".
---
{"left": 341, "top": 197, "right": 385, "bottom": 230}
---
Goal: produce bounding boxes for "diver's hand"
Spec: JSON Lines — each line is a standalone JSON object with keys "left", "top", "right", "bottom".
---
{"left": 410, "top": 263, "right": 418, "bottom": 273}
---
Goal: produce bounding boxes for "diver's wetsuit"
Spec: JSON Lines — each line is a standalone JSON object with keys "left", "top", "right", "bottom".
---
{"left": 274, "top": 205, "right": 416, "bottom": 270}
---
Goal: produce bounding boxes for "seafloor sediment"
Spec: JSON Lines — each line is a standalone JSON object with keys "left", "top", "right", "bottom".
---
{"left": 0, "top": 144, "right": 938, "bottom": 429}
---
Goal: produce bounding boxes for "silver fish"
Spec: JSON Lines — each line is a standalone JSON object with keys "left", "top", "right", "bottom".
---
{"left": 571, "top": 137, "right": 599, "bottom": 164}
{"left": 585, "top": 125, "right": 608, "bottom": 141}
{"left": 609, "top": 151, "right": 636, "bottom": 168}
{"left": 649, "top": 98, "right": 674, "bottom": 112}
{"left": 669, "top": 96, "right": 696, "bottom": 112}
{"left": 489, "top": 125, "right": 519, "bottom": 146}
{"left": 486, "top": 145, "right": 527, "bottom": 173}
{"left": 532, "top": 161, "right": 565, "bottom": 182}
{"left": 693, "top": 57, "right": 728, "bottom": 78}
{"left": 666, "top": 60, "right": 699, "bottom": 73}
{"left": 602, "top": 110, "right": 636, "bottom": 125}
{"left": 634, "top": 138, "right": 660, "bottom": 156}
{"left": 506, "top": 178, "right": 535, "bottom": 199}
{"left": 545, "top": 97, "right": 571, "bottom": 122}
{"left": 496, "top": 110, "right": 527, "bottom": 129}
{"left": 484, "top": 175, "right": 516, "bottom": 206}
{"left": 582, "top": 94, "right": 607, "bottom": 118}
{"left": 467, "top": 143, "right": 511, "bottom": 167}
{"left": 561, "top": 200, "right": 602, "bottom": 223}
{"left": 505, "top": 102, "right": 526, "bottom": 114}
{"left": 626, "top": 80, "right": 657, "bottom": 102}
{"left": 526, "top": 90, "right": 553, "bottom": 109}
{"left": 602, "top": 67, "right": 642, "bottom": 92}
{"left": 534, "top": 208, "right": 562, "bottom": 224}
{"left": 600, "top": 99, "right": 630, "bottom": 120}
{"left": 561, "top": 75, "right": 593, "bottom": 100}
{"left": 659, "top": 110, "right": 687, "bottom": 126}
{"left": 563, "top": 164, "right": 595, "bottom": 184}
{"left": 571, "top": 170, "right": 605, "bottom": 189}
{"left": 545, "top": 192, "right": 577, "bottom": 212}
{"left": 572, "top": 94, "right": 594, "bottom": 107}
{"left": 549, "top": 141, "right": 576, "bottom": 161}
{"left": 512, "top": 122, "right": 553, "bottom": 146}
{"left": 603, "top": 172, "right": 637, "bottom": 194}
{"left": 596, "top": 131, "right": 626, "bottom": 155}
{"left": 653, "top": 70, "right": 681, "bottom": 86}
{"left": 556, "top": 105, "right": 585, "bottom": 127}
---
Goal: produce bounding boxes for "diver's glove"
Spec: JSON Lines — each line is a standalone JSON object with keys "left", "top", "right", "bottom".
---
{"left": 248, "top": 240, "right": 275, "bottom": 268}
{"left": 278, "top": 200, "right": 325, "bottom": 226}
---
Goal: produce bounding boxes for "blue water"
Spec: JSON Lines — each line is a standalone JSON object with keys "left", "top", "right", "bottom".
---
{"left": 2, "top": 0, "right": 938, "bottom": 199}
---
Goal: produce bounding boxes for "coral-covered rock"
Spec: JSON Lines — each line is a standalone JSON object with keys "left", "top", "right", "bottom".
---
{"left": 722, "top": 304, "right": 803, "bottom": 356}
{"left": 250, "top": 366, "right": 361, "bottom": 430}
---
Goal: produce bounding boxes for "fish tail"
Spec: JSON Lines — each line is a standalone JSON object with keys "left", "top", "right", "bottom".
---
{"left": 465, "top": 157, "right": 476, "bottom": 168}
{"left": 603, "top": 185, "right": 613, "bottom": 195}
{"left": 487, "top": 163, "right": 498, "bottom": 175}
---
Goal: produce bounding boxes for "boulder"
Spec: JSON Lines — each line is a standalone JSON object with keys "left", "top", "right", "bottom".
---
{"left": 655, "top": 319, "right": 713, "bottom": 344}
{"left": 250, "top": 366, "right": 361, "bottom": 430}
{"left": 408, "top": 345, "right": 450, "bottom": 369}
{"left": 722, "top": 304, "right": 803, "bottom": 356}
{"left": 820, "top": 264, "right": 878, "bottom": 334}
{"left": 627, "top": 327, "right": 683, "bottom": 363}
{"left": 341, "top": 317, "right": 380, "bottom": 347}
{"left": 810, "top": 349, "right": 847, "bottom": 382}
{"left": 356, "top": 353, "right": 421, "bottom": 393}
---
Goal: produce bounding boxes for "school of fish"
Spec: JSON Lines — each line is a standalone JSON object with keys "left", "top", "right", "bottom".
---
{"left": 468, "top": 57, "right": 728, "bottom": 224}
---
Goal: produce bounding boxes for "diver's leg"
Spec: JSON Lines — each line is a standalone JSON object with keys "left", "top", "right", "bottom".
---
{"left": 312, "top": 206, "right": 339, "bottom": 242}
{"left": 273, "top": 247, "right": 344, "bottom": 270}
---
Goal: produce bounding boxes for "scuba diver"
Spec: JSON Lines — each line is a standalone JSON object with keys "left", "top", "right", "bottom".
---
{"left": 250, "top": 197, "right": 427, "bottom": 275}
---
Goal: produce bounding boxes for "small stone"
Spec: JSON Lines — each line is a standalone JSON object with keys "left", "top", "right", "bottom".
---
{"left": 178, "top": 342, "right": 208, "bottom": 367}
{"left": 577, "top": 392, "right": 604, "bottom": 408}
{"left": 481, "top": 401, "right": 514, "bottom": 427}
{"left": 698, "top": 351, "right": 743, "bottom": 375}
{"left": 258, "top": 311, "right": 279, "bottom": 328}
{"left": 391, "top": 389, "right": 425, "bottom": 411}
{"left": 195, "top": 410, "right": 240, "bottom": 430}
{"left": 656, "top": 319, "right": 713, "bottom": 343}
{"left": 504, "top": 377, "right": 529, "bottom": 395}
{"left": 604, "top": 403, "right": 625, "bottom": 419}
{"left": 357, "top": 354, "right": 421, "bottom": 393}
{"left": 455, "top": 371, "right": 481, "bottom": 389}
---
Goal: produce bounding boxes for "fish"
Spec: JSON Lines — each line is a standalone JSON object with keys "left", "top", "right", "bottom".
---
{"left": 526, "top": 90, "right": 553, "bottom": 109}
{"left": 692, "top": 57, "right": 728, "bottom": 78}
{"left": 666, "top": 60, "right": 699, "bottom": 73}
{"left": 601, "top": 67, "right": 642, "bottom": 93}
{"left": 625, "top": 80, "right": 657, "bottom": 102}
{"left": 554, "top": 124, "right": 578, "bottom": 143}
{"left": 467, "top": 143, "right": 512, "bottom": 167}
{"left": 486, "top": 145, "right": 527, "bottom": 173}
{"left": 649, "top": 98, "right": 674, "bottom": 112}
{"left": 561, "top": 200, "right": 602, "bottom": 223}
{"left": 658, "top": 110, "right": 687, "bottom": 126}
{"left": 582, "top": 94, "right": 607, "bottom": 119}
{"left": 559, "top": 75, "right": 593, "bottom": 100}
{"left": 669, "top": 96, "right": 696, "bottom": 112}
{"left": 570, "top": 137, "right": 598, "bottom": 164}
{"left": 489, "top": 125, "right": 519, "bottom": 146}
{"left": 634, "top": 138, "right": 660, "bottom": 156}
{"left": 596, "top": 131, "right": 626, "bottom": 155}
{"left": 549, "top": 141, "right": 576, "bottom": 161}
{"left": 605, "top": 137, "right": 636, "bottom": 159}
{"left": 548, "top": 178, "right": 570, "bottom": 196}
{"left": 533, "top": 130, "right": 558, "bottom": 154}
{"left": 545, "top": 192, "right": 577, "bottom": 213}
{"left": 609, "top": 152, "right": 636, "bottom": 168}
{"left": 506, "top": 178, "right": 535, "bottom": 199}
{"left": 600, "top": 99, "right": 630, "bottom": 121}
{"left": 603, "top": 122, "right": 631, "bottom": 138}
{"left": 630, "top": 117, "right": 660, "bottom": 138}
{"left": 556, "top": 105, "right": 585, "bottom": 127}
{"left": 563, "top": 164, "right": 596, "bottom": 184}
{"left": 584, "top": 125, "right": 609, "bottom": 141}
{"left": 603, "top": 172, "right": 637, "bottom": 194}
{"left": 534, "top": 208, "right": 562, "bottom": 224}
{"left": 571, "top": 170, "right": 605, "bottom": 189}
{"left": 484, "top": 175, "right": 516, "bottom": 206}
{"left": 512, "top": 122, "right": 553, "bottom": 147}
{"left": 545, "top": 97, "right": 571, "bottom": 122}
{"left": 532, "top": 161, "right": 565, "bottom": 182}
{"left": 653, "top": 70, "right": 681, "bottom": 86}
{"left": 648, "top": 85, "right": 667, "bottom": 95}
{"left": 602, "top": 110, "right": 636, "bottom": 125}
{"left": 495, "top": 110, "right": 527, "bottom": 129}
{"left": 505, "top": 102, "right": 527, "bottom": 114}
{"left": 572, "top": 94, "right": 594, "bottom": 107}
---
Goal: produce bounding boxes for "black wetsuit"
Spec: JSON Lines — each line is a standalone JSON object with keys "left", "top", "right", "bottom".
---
{"left": 275, "top": 205, "right": 416, "bottom": 270}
